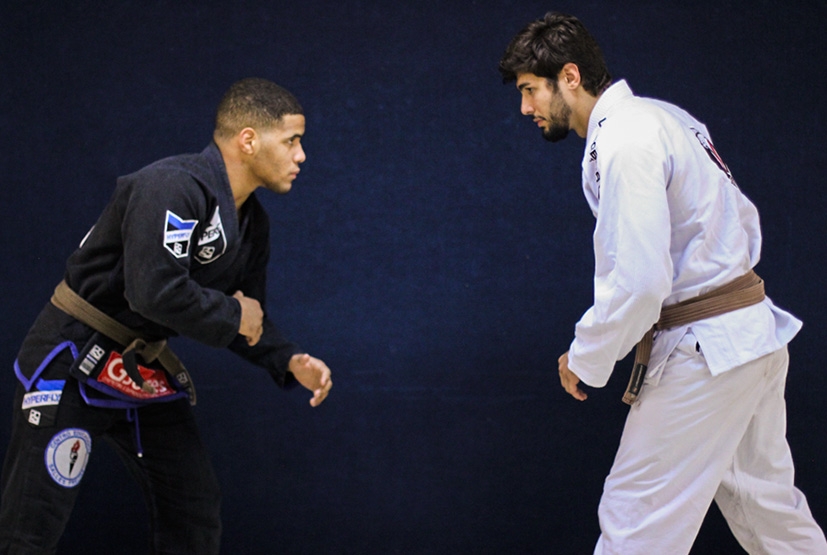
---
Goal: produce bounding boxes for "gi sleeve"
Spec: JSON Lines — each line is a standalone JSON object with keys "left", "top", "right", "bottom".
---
{"left": 227, "top": 321, "right": 301, "bottom": 387}
{"left": 567, "top": 117, "right": 674, "bottom": 387}
{"left": 119, "top": 169, "right": 241, "bottom": 347}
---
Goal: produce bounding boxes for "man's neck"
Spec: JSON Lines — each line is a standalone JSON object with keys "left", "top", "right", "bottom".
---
{"left": 215, "top": 138, "right": 257, "bottom": 210}
{"left": 571, "top": 90, "right": 601, "bottom": 139}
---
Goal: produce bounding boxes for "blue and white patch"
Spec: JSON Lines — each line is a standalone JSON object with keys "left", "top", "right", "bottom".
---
{"left": 22, "top": 390, "right": 63, "bottom": 411}
{"left": 23, "top": 378, "right": 66, "bottom": 427}
{"left": 164, "top": 210, "right": 198, "bottom": 259}
{"left": 45, "top": 428, "right": 92, "bottom": 488}
{"left": 195, "top": 207, "right": 227, "bottom": 264}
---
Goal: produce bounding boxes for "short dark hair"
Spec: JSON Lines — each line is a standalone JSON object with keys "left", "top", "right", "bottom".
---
{"left": 214, "top": 77, "right": 303, "bottom": 138}
{"left": 499, "top": 12, "right": 611, "bottom": 96}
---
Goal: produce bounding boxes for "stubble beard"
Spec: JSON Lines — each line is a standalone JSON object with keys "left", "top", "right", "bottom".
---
{"left": 542, "top": 123, "right": 570, "bottom": 143}
{"left": 542, "top": 90, "right": 572, "bottom": 143}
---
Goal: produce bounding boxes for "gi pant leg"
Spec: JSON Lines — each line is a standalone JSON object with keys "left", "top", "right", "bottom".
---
{"left": 104, "top": 397, "right": 223, "bottom": 555}
{"left": 0, "top": 304, "right": 222, "bottom": 554}
{"left": 714, "top": 346, "right": 827, "bottom": 554}
{"left": 0, "top": 379, "right": 222, "bottom": 555}
{"left": 594, "top": 331, "right": 827, "bottom": 555}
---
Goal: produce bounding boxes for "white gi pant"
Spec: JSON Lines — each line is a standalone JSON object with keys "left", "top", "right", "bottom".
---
{"left": 594, "top": 330, "right": 827, "bottom": 555}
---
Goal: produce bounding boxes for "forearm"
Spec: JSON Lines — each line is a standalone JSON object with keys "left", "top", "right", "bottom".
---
{"left": 227, "top": 318, "right": 301, "bottom": 387}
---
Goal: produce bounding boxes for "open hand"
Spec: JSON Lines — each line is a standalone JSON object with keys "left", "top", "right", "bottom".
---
{"left": 289, "top": 353, "right": 333, "bottom": 407}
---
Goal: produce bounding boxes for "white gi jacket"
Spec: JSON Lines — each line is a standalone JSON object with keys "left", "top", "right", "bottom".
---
{"left": 567, "top": 80, "right": 801, "bottom": 388}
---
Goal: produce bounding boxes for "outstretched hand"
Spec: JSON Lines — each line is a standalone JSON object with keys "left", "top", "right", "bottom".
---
{"left": 558, "top": 351, "right": 587, "bottom": 401}
{"left": 289, "top": 353, "right": 333, "bottom": 407}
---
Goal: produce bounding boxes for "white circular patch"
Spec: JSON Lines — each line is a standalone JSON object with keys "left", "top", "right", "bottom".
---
{"left": 44, "top": 428, "right": 92, "bottom": 488}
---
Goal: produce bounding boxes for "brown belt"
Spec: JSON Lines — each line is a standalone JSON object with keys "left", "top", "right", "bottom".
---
{"left": 622, "top": 270, "right": 765, "bottom": 405}
{"left": 50, "top": 280, "right": 197, "bottom": 405}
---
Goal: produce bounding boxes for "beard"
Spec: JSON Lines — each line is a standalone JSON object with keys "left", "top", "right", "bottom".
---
{"left": 542, "top": 90, "right": 572, "bottom": 143}
{"left": 542, "top": 123, "right": 570, "bottom": 143}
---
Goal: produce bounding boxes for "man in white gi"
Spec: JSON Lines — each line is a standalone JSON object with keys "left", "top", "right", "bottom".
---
{"left": 499, "top": 12, "right": 827, "bottom": 555}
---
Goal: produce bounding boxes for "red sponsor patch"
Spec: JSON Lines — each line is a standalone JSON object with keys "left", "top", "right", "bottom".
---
{"left": 97, "top": 352, "right": 176, "bottom": 399}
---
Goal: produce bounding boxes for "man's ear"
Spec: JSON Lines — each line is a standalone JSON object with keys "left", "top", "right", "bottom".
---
{"left": 559, "top": 63, "right": 582, "bottom": 90}
{"left": 238, "top": 127, "right": 257, "bottom": 156}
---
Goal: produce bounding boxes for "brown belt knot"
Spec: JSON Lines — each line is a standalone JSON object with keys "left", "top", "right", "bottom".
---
{"left": 50, "top": 280, "right": 197, "bottom": 404}
{"left": 622, "top": 270, "right": 765, "bottom": 405}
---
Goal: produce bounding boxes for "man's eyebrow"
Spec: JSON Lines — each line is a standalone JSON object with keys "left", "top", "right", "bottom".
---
{"left": 517, "top": 82, "right": 530, "bottom": 91}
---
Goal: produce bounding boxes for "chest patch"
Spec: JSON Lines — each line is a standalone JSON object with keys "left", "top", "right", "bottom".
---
{"left": 195, "top": 207, "right": 227, "bottom": 264}
{"left": 164, "top": 210, "right": 198, "bottom": 259}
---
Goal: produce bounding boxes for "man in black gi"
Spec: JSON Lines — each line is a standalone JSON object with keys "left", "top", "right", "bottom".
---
{"left": 0, "top": 77, "right": 332, "bottom": 553}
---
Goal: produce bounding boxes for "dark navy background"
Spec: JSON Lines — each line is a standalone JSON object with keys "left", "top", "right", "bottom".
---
{"left": 1, "top": 1, "right": 825, "bottom": 553}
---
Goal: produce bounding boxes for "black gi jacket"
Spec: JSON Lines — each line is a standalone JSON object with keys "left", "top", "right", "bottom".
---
{"left": 59, "top": 142, "right": 299, "bottom": 386}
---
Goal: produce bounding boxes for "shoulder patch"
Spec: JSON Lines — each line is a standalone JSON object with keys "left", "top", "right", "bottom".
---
{"left": 164, "top": 210, "right": 198, "bottom": 259}
{"left": 691, "top": 127, "right": 735, "bottom": 184}
{"left": 195, "top": 207, "right": 227, "bottom": 264}
{"left": 45, "top": 428, "right": 92, "bottom": 488}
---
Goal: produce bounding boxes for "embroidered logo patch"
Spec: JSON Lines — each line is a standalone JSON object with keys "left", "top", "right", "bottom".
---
{"left": 195, "top": 207, "right": 227, "bottom": 264}
{"left": 164, "top": 210, "right": 198, "bottom": 259}
{"left": 691, "top": 127, "right": 736, "bottom": 184}
{"left": 22, "top": 379, "right": 66, "bottom": 427}
{"left": 22, "top": 390, "right": 63, "bottom": 411}
{"left": 45, "top": 428, "right": 92, "bottom": 488}
{"left": 98, "top": 351, "right": 177, "bottom": 400}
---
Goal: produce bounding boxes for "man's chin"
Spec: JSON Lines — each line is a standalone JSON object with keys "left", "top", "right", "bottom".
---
{"left": 543, "top": 128, "right": 570, "bottom": 143}
{"left": 266, "top": 182, "right": 293, "bottom": 195}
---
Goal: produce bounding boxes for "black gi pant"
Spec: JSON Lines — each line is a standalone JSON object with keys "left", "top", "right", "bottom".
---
{"left": 0, "top": 305, "right": 221, "bottom": 554}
